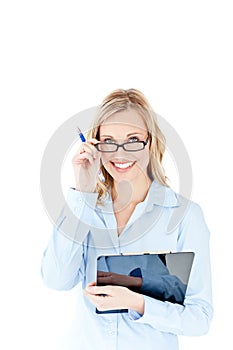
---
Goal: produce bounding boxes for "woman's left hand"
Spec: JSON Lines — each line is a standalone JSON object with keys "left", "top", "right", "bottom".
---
{"left": 84, "top": 282, "right": 145, "bottom": 314}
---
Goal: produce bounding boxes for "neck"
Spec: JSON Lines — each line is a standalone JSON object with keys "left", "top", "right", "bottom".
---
{"left": 112, "top": 174, "right": 152, "bottom": 207}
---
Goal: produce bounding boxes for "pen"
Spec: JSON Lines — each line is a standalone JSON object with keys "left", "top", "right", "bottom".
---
{"left": 77, "top": 127, "right": 86, "bottom": 142}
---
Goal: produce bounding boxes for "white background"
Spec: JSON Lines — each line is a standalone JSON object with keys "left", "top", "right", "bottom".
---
{"left": 1, "top": 1, "right": 232, "bottom": 349}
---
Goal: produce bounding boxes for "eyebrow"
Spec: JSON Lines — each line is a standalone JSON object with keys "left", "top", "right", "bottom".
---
{"left": 100, "top": 132, "right": 145, "bottom": 138}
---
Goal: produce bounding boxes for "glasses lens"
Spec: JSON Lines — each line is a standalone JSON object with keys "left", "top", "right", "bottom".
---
{"left": 97, "top": 143, "right": 118, "bottom": 152}
{"left": 124, "top": 142, "right": 144, "bottom": 151}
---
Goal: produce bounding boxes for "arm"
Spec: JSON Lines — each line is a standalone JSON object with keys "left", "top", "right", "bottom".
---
{"left": 41, "top": 138, "right": 100, "bottom": 291}
{"left": 129, "top": 202, "right": 213, "bottom": 336}
{"left": 41, "top": 189, "right": 98, "bottom": 290}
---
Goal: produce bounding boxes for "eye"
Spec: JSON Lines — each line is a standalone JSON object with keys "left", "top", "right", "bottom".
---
{"left": 128, "top": 136, "right": 140, "bottom": 142}
{"left": 103, "top": 138, "right": 115, "bottom": 143}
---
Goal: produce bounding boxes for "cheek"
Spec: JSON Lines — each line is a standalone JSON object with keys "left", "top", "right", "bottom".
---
{"left": 136, "top": 151, "right": 150, "bottom": 167}
{"left": 100, "top": 154, "right": 111, "bottom": 167}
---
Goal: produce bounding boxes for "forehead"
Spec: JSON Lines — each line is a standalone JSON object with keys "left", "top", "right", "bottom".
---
{"left": 99, "top": 109, "right": 147, "bottom": 135}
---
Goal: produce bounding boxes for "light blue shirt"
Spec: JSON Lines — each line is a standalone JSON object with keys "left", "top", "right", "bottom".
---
{"left": 41, "top": 181, "right": 213, "bottom": 350}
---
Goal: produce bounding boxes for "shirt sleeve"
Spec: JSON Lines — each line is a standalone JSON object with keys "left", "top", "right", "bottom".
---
{"left": 41, "top": 188, "right": 98, "bottom": 291}
{"left": 129, "top": 202, "right": 214, "bottom": 336}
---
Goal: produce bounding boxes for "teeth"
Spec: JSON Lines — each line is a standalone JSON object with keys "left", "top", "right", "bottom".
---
{"left": 113, "top": 162, "right": 134, "bottom": 169}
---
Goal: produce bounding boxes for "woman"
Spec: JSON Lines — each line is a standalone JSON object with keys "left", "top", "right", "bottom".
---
{"left": 41, "top": 89, "right": 213, "bottom": 349}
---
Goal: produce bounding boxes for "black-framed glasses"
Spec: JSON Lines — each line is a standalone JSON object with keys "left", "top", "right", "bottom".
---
{"left": 95, "top": 137, "right": 149, "bottom": 153}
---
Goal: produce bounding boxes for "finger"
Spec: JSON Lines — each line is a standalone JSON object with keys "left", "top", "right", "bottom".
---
{"left": 73, "top": 152, "right": 94, "bottom": 165}
{"left": 83, "top": 139, "right": 100, "bottom": 153}
{"left": 84, "top": 282, "right": 98, "bottom": 297}
{"left": 88, "top": 138, "right": 100, "bottom": 145}
{"left": 84, "top": 292, "right": 111, "bottom": 311}
{"left": 82, "top": 142, "right": 98, "bottom": 152}
{"left": 73, "top": 141, "right": 98, "bottom": 158}
{"left": 74, "top": 143, "right": 101, "bottom": 165}
{"left": 87, "top": 281, "right": 96, "bottom": 288}
{"left": 84, "top": 281, "right": 97, "bottom": 292}
{"left": 84, "top": 144, "right": 101, "bottom": 162}
{"left": 86, "top": 139, "right": 101, "bottom": 157}
{"left": 79, "top": 143, "right": 98, "bottom": 159}
{"left": 86, "top": 285, "right": 114, "bottom": 296}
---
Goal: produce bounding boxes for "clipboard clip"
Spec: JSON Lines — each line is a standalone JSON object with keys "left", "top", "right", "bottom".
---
{"left": 121, "top": 251, "right": 171, "bottom": 256}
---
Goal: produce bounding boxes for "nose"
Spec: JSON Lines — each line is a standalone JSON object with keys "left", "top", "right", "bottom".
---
{"left": 116, "top": 145, "right": 127, "bottom": 155}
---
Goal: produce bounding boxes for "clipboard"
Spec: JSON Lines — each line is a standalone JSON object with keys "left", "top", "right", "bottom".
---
{"left": 96, "top": 251, "right": 194, "bottom": 314}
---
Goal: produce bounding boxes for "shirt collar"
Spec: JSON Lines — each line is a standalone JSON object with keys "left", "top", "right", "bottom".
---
{"left": 146, "top": 181, "right": 181, "bottom": 208}
{"left": 101, "top": 180, "right": 180, "bottom": 209}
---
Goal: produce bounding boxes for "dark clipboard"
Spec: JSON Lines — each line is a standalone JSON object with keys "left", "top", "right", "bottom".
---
{"left": 95, "top": 251, "right": 194, "bottom": 314}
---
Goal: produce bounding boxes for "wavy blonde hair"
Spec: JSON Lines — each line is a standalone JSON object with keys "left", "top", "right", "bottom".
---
{"left": 87, "top": 88, "right": 168, "bottom": 202}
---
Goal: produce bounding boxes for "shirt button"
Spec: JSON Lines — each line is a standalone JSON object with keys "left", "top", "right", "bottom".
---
{"left": 75, "top": 207, "right": 81, "bottom": 213}
{"left": 109, "top": 331, "right": 116, "bottom": 336}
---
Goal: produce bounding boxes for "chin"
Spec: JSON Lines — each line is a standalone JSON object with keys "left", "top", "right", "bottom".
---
{"left": 110, "top": 169, "right": 148, "bottom": 184}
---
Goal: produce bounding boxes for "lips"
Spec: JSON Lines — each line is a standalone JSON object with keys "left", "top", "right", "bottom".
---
{"left": 111, "top": 161, "right": 135, "bottom": 170}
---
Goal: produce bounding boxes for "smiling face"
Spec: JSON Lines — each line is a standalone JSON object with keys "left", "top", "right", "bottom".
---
{"left": 98, "top": 108, "right": 151, "bottom": 186}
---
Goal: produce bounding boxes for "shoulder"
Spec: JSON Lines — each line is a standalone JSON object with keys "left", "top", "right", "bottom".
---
{"left": 175, "top": 195, "right": 210, "bottom": 247}
{"left": 150, "top": 181, "right": 207, "bottom": 233}
{"left": 149, "top": 180, "right": 197, "bottom": 211}
{"left": 172, "top": 190, "right": 207, "bottom": 231}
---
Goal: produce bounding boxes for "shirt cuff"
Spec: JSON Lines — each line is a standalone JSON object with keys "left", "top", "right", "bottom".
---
{"left": 128, "top": 309, "right": 143, "bottom": 321}
{"left": 129, "top": 295, "right": 170, "bottom": 327}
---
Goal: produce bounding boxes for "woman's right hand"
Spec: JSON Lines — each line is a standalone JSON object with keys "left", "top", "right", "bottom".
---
{"left": 72, "top": 138, "right": 101, "bottom": 193}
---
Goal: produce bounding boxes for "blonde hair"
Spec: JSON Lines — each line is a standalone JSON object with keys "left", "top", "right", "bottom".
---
{"left": 87, "top": 88, "right": 168, "bottom": 202}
